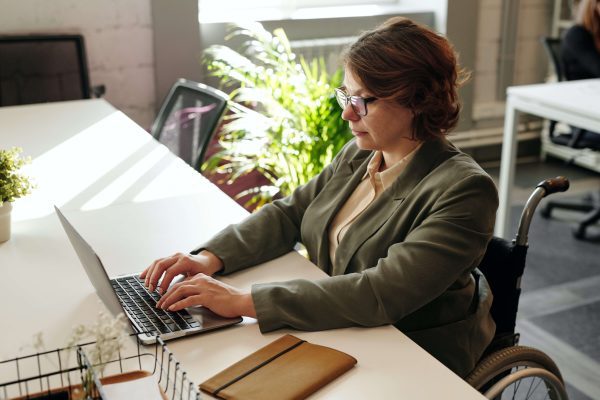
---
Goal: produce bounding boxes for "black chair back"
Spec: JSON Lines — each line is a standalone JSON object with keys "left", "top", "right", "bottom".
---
{"left": 0, "top": 35, "right": 92, "bottom": 106}
{"left": 151, "top": 79, "right": 229, "bottom": 171}
{"left": 539, "top": 36, "right": 600, "bottom": 150}
{"left": 540, "top": 36, "right": 565, "bottom": 81}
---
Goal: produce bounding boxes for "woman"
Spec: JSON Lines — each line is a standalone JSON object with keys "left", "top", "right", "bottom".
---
{"left": 562, "top": 0, "right": 600, "bottom": 80}
{"left": 141, "top": 17, "right": 498, "bottom": 378}
{"left": 560, "top": 0, "right": 600, "bottom": 147}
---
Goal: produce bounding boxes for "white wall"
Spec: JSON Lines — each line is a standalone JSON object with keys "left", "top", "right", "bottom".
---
{"left": 474, "top": 0, "right": 504, "bottom": 105}
{"left": 473, "top": 0, "right": 553, "bottom": 107}
{"left": 513, "top": 0, "right": 553, "bottom": 85}
{"left": 0, "top": 0, "right": 156, "bottom": 129}
{"left": 151, "top": 0, "right": 204, "bottom": 112}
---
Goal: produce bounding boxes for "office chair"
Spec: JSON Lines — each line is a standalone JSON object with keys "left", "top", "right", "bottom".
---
{"left": 151, "top": 79, "right": 229, "bottom": 172}
{"left": 466, "top": 177, "right": 569, "bottom": 399}
{"left": 539, "top": 36, "right": 600, "bottom": 239}
{"left": 540, "top": 37, "right": 566, "bottom": 146}
{"left": 0, "top": 34, "right": 105, "bottom": 106}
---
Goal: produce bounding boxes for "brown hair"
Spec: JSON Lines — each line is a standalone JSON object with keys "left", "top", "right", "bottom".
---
{"left": 343, "top": 17, "right": 469, "bottom": 141}
{"left": 576, "top": 0, "right": 600, "bottom": 51}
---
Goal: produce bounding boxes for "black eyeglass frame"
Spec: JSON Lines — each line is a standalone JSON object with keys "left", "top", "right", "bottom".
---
{"left": 334, "top": 88, "right": 377, "bottom": 117}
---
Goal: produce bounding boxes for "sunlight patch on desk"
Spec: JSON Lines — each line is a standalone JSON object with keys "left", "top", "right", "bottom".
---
{"left": 0, "top": 99, "right": 117, "bottom": 160}
{"left": 80, "top": 145, "right": 170, "bottom": 211}
{"left": 11, "top": 111, "right": 153, "bottom": 221}
{"left": 130, "top": 158, "right": 216, "bottom": 203}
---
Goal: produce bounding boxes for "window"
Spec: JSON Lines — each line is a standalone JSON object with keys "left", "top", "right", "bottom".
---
{"left": 198, "top": 0, "right": 400, "bottom": 23}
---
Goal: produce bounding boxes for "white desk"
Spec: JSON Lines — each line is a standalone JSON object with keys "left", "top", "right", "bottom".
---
{"left": 0, "top": 100, "right": 485, "bottom": 399}
{"left": 496, "top": 79, "right": 600, "bottom": 238}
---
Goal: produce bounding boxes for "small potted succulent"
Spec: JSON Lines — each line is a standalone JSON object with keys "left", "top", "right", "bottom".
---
{"left": 0, "top": 147, "right": 34, "bottom": 242}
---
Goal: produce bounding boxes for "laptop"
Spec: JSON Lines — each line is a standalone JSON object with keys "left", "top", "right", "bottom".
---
{"left": 54, "top": 206, "right": 242, "bottom": 344}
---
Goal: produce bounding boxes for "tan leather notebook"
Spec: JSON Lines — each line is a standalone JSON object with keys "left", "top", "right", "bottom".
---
{"left": 200, "top": 334, "right": 357, "bottom": 400}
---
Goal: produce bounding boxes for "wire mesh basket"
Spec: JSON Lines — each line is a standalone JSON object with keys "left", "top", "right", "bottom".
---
{"left": 0, "top": 334, "right": 200, "bottom": 400}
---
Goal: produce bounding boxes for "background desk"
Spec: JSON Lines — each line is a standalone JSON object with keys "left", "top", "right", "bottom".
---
{"left": 496, "top": 79, "right": 600, "bottom": 238}
{"left": 0, "top": 99, "right": 485, "bottom": 399}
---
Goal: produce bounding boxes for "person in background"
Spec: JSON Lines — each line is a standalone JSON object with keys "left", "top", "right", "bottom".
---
{"left": 141, "top": 17, "right": 498, "bottom": 378}
{"left": 562, "top": 0, "right": 600, "bottom": 80}
{"left": 561, "top": 0, "right": 600, "bottom": 145}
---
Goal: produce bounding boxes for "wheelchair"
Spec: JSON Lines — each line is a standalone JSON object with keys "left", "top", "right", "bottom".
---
{"left": 466, "top": 177, "right": 570, "bottom": 399}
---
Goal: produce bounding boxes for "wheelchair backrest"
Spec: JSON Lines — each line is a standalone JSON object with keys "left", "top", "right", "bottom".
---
{"left": 477, "top": 237, "right": 528, "bottom": 336}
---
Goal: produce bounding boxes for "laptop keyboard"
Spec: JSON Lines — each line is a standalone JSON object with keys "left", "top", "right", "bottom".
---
{"left": 111, "top": 275, "right": 200, "bottom": 335}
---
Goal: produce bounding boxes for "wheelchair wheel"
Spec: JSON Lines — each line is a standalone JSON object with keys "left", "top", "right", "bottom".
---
{"left": 466, "top": 346, "right": 568, "bottom": 400}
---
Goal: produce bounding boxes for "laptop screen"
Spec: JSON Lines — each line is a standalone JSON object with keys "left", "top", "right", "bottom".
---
{"left": 54, "top": 206, "right": 131, "bottom": 325}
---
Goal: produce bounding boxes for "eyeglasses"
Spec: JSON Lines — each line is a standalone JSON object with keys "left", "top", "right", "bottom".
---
{"left": 334, "top": 88, "right": 377, "bottom": 117}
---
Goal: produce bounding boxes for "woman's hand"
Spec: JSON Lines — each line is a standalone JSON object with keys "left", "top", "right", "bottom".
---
{"left": 156, "top": 274, "right": 257, "bottom": 318}
{"left": 140, "top": 250, "right": 223, "bottom": 295}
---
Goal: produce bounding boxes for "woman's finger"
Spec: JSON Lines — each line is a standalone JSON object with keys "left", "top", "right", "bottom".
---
{"left": 141, "top": 256, "right": 166, "bottom": 284}
{"left": 147, "top": 254, "right": 181, "bottom": 291}
{"left": 167, "top": 294, "right": 207, "bottom": 312}
{"left": 158, "top": 281, "right": 204, "bottom": 309}
{"left": 156, "top": 256, "right": 201, "bottom": 294}
{"left": 142, "top": 256, "right": 172, "bottom": 287}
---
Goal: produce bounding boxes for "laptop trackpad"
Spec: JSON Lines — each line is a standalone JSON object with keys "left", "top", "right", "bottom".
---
{"left": 186, "top": 306, "right": 242, "bottom": 330}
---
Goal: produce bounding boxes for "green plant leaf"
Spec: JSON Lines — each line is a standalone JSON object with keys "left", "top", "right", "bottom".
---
{"left": 203, "top": 22, "right": 351, "bottom": 209}
{"left": 0, "top": 147, "right": 34, "bottom": 204}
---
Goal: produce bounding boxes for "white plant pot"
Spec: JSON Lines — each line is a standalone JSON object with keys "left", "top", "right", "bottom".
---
{"left": 0, "top": 202, "right": 13, "bottom": 243}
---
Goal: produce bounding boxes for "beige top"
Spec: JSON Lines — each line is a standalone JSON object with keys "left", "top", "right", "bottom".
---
{"left": 328, "top": 145, "right": 422, "bottom": 264}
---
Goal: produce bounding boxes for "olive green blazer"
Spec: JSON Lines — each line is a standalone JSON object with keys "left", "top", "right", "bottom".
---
{"left": 196, "top": 137, "right": 498, "bottom": 377}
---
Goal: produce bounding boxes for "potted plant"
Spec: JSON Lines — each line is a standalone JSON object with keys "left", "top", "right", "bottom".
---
{"left": 0, "top": 147, "right": 34, "bottom": 242}
{"left": 203, "top": 22, "right": 352, "bottom": 208}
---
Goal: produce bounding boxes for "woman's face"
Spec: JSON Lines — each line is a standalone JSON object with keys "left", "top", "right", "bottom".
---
{"left": 340, "top": 68, "right": 416, "bottom": 156}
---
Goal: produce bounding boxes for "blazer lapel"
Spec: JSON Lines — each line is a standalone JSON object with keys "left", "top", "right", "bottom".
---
{"left": 309, "top": 154, "right": 373, "bottom": 270}
{"left": 331, "top": 138, "right": 458, "bottom": 276}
